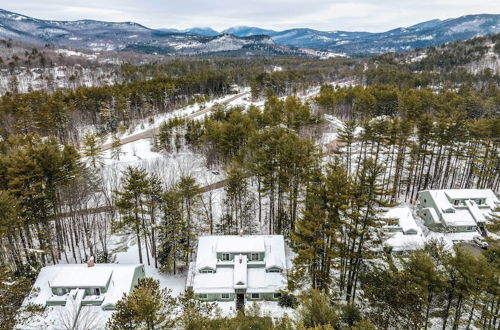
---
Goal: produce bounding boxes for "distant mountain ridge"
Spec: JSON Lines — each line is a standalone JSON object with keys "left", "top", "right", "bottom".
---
{"left": 212, "top": 15, "right": 500, "bottom": 55}
{"left": 0, "top": 9, "right": 499, "bottom": 56}
{"left": 0, "top": 9, "right": 308, "bottom": 56}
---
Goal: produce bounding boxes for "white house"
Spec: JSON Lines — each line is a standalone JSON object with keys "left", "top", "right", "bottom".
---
{"left": 187, "top": 235, "right": 287, "bottom": 309}
{"left": 29, "top": 262, "right": 145, "bottom": 310}
{"left": 417, "top": 189, "right": 499, "bottom": 232}
{"left": 19, "top": 261, "right": 145, "bottom": 329}
{"left": 380, "top": 206, "right": 426, "bottom": 254}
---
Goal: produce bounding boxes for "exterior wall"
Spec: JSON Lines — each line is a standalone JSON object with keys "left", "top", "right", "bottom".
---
{"left": 247, "top": 292, "right": 279, "bottom": 301}
{"left": 419, "top": 210, "right": 438, "bottom": 227}
{"left": 129, "top": 265, "right": 146, "bottom": 293}
{"left": 197, "top": 293, "right": 235, "bottom": 302}
{"left": 418, "top": 192, "right": 438, "bottom": 225}
{"left": 448, "top": 225, "right": 476, "bottom": 232}
{"left": 46, "top": 299, "right": 66, "bottom": 306}
{"left": 196, "top": 292, "right": 280, "bottom": 302}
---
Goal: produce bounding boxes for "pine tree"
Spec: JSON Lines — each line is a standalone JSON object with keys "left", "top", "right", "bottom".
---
{"left": 158, "top": 188, "right": 185, "bottom": 274}
{"left": 82, "top": 133, "right": 104, "bottom": 169}
{"left": 107, "top": 278, "right": 176, "bottom": 330}
{"left": 221, "top": 162, "right": 252, "bottom": 234}
{"left": 110, "top": 134, "right": 124, "bottom": 160}
{"left": 291, "top": 168, "right": 334, "bottom": 290}
{"left": 297, "top": 289, "right": 340, "bottom": 329}
{"left": 345, "top": 158, "right": 389, "bottom": 301}
{"left": 114, "top": 166, "right": 149, "bottom": 264}
{"left": 176, "top": 176, "right": 201, "bottom": 265}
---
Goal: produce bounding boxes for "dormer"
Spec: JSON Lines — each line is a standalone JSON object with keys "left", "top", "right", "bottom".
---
{"left": 199, "top": 266, "right": 215, "bottom": 274}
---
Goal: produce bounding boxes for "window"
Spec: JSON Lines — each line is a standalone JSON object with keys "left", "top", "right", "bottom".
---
{"left": 92, "top": 288, "right": 101, "bottom": 296}
{"left": 251, "top": 293, "right": 260, "bottom": 299}
{"left": 199, "top": 294, "right": 208, "bottom": 299}
{"left": 268, "top": 268, "right": 281, "bottom": 273}
{"left": 221, "top": 253, "right": 230, "bottom": 261}
{"left": 250, "top": 253, "right": 259, "bottom": 261}
{"left": 423, "top": 199, "right": 426, "bottom": 203}
{"left": 57, "top": 288, "right": 68, "bottom": 295}
{"left": 454, "top": 200, "right": 459, "bottom": 206}
{"left": 200, "top": 269, "right": 214, "bottom": 274}
{"left": 221, "top": 293, "right": 230, "bottom": 299}
{"left": 466, "top": 226, "right": 474, "bottom": 231}
{"left": 273, "top": 293, "right": 281, "bottom": 299}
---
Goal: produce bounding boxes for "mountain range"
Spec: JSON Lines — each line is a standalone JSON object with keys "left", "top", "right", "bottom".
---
{"left": 0, "top": 8, "right": 499, "bottom": 56}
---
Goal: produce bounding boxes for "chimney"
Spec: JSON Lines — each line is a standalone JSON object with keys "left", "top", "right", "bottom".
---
{"left": 87, "top": 256, "right": 95, "bottom": 268}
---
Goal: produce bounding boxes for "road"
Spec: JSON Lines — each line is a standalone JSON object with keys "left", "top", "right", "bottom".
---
{"left": 101, "top": 92, "right": 249, "bottom": 151}
{"left": 456, "top": 242, "right": 484, "bottom": 257}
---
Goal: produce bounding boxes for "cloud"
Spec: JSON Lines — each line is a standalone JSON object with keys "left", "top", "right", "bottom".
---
{"left": 0, "top": 0, "right": 499, "bottom": 31}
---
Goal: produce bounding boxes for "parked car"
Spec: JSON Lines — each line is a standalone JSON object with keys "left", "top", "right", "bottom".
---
{"left": 473, "top": 235, "right": 488, "bottom": 249}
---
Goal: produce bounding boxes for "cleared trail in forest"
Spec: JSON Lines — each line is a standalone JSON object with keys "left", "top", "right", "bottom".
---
{"left": 100, "top": 92, "right": 250, "bottom": 151}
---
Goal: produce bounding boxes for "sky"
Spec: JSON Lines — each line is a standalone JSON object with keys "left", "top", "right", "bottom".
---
{"left": 0, "top": 0, "right": 499, "bottom": 32}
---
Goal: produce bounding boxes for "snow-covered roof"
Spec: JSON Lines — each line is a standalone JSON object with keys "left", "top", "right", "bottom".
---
{"left": 425, "top": 207, "right": 441, "bottom": 224}
{"left": 196, "top": 236, "right": 218, "bottom": 271}
{"left": 29, "top": 264, "right": 143, "bottom": 308}
{"left": 441, "top": 209, "right": 478, "bottom": 227}
{"left": 444, "top": 189, "right": 497, "bottom": 200}
{"left": 465, "top": 200, "right": 486, "bottom": 223}
{"left": 265, "top": 235, "right": 286, "bottom": 269}
{"left": 233, "top": 254, "right": 248, "bottom": 289}
{"left": 429, "top": 190, "right": 454, "bottom": 212}
{"left": 50, "top": 267, "right": 112, "bottom": 288}
{"left": 382, "top": 206, "right": 420, "bottom": 234}
{"left": 192, "top": 235, "right": 287, "bottom": 294}
{"left": 192, "top": 267, "right": 235, "bottom": 294}
{"left": 384, "top": 232, "right": 425, "bottom": 252}
{"left": 247, "top": 268, "right": 287, "bottom": 293}
{"left": 216, "top": 236, "right": 265, "bottom": 253}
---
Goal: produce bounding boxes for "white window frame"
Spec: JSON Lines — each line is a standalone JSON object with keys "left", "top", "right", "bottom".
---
{"left": 251, "top": 293, "right": 260, "bottom": 299}
{"left": 250, "top": 253, "right": 259, "bottom": 261}
{"left": 221, "top": 253, "right": 230, "bottom": 261}
{"left": 221, "top": 293, "right": 230, "bottom": 299}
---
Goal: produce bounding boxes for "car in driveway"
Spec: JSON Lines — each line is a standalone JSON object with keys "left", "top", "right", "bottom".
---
{"left": 473, "top": 235, "right": 489, "bottom": 249}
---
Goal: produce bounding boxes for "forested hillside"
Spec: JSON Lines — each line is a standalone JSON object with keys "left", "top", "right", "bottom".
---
{"left": 362, "top": 33, "right": 500, "bottom": 89}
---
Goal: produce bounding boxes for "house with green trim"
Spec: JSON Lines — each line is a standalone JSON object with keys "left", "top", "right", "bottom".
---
{"left": 187, "top": 235, "right": 287, "bottom": 309}
{"left": 30, "top": 261, "right": 145, "bottom": 311}
{"left": 417, "top": 189, "right": 498, "bottom": 233}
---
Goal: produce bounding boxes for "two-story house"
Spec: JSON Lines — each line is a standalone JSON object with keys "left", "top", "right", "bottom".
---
{"left": 417, "top": 189, "right": 498, "bottom": 233}
{"left": 30, "top": 261, "right": 145, "bottom": 311}
{"left": 187, "top": 235, "right": 287, "bottom": 309}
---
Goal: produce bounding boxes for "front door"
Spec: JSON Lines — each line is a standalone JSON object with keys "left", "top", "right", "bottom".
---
{"left": 236, "top": 293, "right": 245, "bottom": 311}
